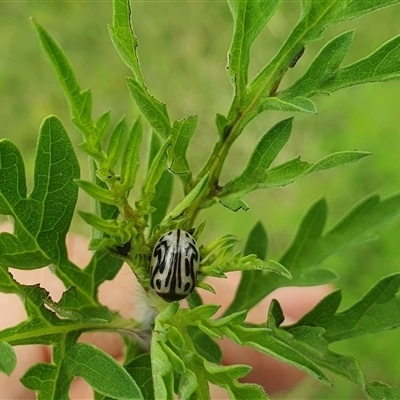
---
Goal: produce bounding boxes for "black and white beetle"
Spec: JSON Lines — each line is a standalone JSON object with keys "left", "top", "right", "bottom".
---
{"left": 150, "top": 229, "right": 200, "bottom": 301}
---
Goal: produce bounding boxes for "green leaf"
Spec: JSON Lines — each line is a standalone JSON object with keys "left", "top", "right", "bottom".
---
{"left": 218, "top": 196, "right": 250, "bottom": 212}
{"left": 62, "top": 343, "right": 143, "bottom": 399}
{"left": 126, "top": 78, "right": 171, "bottom": 138}
{"left": 225, "top": 222, "right": 268, "bottom": 315}
{"left": 295, "top": 273, "right": 400, "bottom": 343}
{"left": 366, "top": 381, "right": 400, "bottom": 400}
{"left": 0, "top": 342, "right": 16, "bottom": 376}
{"left": 247, "top": 1, "right": 342, "bottom": 111}
{"left": 0, "top": 266, "right": 20, "bottom": 294}
{"left": 136, "top": 137, "right": 172, "bottom": 215}
{"left": 32, "top": 20, "right": 104, "bottom": 157}
{"left": 202, "top": 359, "right": 267, "bottom": 399}
{"left": 333, "top": 0, "right": 400, "bottom": 23}
{"left": 75, "top": 180, "right": 117, "bottom": 205}
{"left": 279, "top": 31, "right": 355, "bottom": 99}
{"left": 149, "top": 171, "right": 174, "bottom": 233}
{"left": 244, "top": 0, "right": 400, "bottom": 123}
{"left": 108, "top": 0, "right": 145, "bottom": 86}
{"left": 125, "top": 354, "right": 155, "bottom": 400}
{"left": 263, "top": 151, "right": 371, "bottom": 188}
{"left": 281, "top": 194, "right": 400, "bottom": 273}
{"left": 96, "top": 110, "right": 112, "bottom": 144}
{"left": 106, "top": 116, "right": 128, "bottom": 170}
{"left": 161, "top": 174, "right": 209, "bottom": 225}
{"left": 168, "top": 116, "right": 197, "bottom": 186}
{"left": 229, "top": 324, "right": 331, "bottom": 387}
{"left": 120, "top": 117, "right": 143, "bottom": 190}
{"left": 187, "top": 326, "right": 222, "bottom": 364}
{"left": 215, "top": 113, "right": 227, "bottom": 138}
{"left": 151, "top": 338, "right": 174, "bottom": 400}
{"left": 282, "top": 31, "right": 400, "bottom": 98}
{"left": 324, "top": 34, "right": 400, "bottom": 92}
{"left": 20, "top": 362, "right": 58, "bottom": 399}
{"left": 220, "top": 118, "right": 293, "bottom": 202}
{"left": 225, "top": 193, "right": 400, "bottom": 314}
{"left": 78, "top": 212, "right": 129, "bottom": 241}
{"left": 308, "top": 350, "right": 367, "bottom": 391}
{"left": 259, "top": 96, "right": 317, "bottom": 114}
{"left": 0, "top": 116, "right": 80, "bottom": 268}
{"left": 219, "top": 122, "right": 370, "bottom": 211}
{"left": 178, "top": 369, "right": 198, "bottom": 400}
{"left": 227, "top": 0, "right": 281, "bottom": 99}
{"left": 148, "top": 133, "right": 174, "bottom": 233}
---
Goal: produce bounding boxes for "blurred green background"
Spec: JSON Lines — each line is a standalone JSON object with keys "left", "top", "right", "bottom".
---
{"left": 1, "top": 1, "right": 399, "bottom": 399}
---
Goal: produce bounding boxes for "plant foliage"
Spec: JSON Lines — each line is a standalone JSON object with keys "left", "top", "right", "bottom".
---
{"left": 1, "top": 0, "right": 400, "bottom": 399}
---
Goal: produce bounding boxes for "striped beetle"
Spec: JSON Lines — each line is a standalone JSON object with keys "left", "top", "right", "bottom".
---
{"left": 150, "top": 229, "right": 200, "bottom": 301}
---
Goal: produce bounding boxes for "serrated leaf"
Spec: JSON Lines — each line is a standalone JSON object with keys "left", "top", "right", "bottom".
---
{"left": 279, "top": 31, "right": 355, "bottom": 99}
{"left": 265, "top": 151, "right": 371, "bottom": 188}
{"left": 62, "top": 343, "right": 143, "bottom": 399}
{"left": 225, "top": 194, "right": 400, "bottom": 314}
{"left": 295, "top": 273, "right": 400, "bottom": 343}
{"left": 285, "top": 279, "right": 400, "bottom": 395}
{"left": 32, "top": 20, "right": 104, "bottom": 154}
{"left": 0, "top": 284, "right": 68, "bottom": 346}
{"left": 227, "top": 0, "right": 281, "bottom": 99}
{"left": 247, "top": 1, "right": 342, "bottom": 110}
{"left": 0, "top": 342, "right": 16, "bottom": 376}
{"left": 282, "top": 31, "right": 400, "bottom": 98}
{"left": 282, "top": 194, "right": 400, "bottom": 274}
{"left": 126, "top": 78, "right": 171, "bottom": 138}
{"left": 219, "top": 128, "right": 370, "bottom": 212}
{"left": 201, "top": 357, "right": 267, "bottom": 399}
{"left": 20, "top": 362, "right": 58, "bottom": 399}
{"left": 108, "top": 0, "right": 145, "bottom": 86}
{"left": 230, "top": 323, "right": 331, "bottom": 386}
{"left": 310, "top": 350, "right": 367, "bottom": 390}
{"left": 223, "top": 222, "right": 267, "bottom": 315}
{"left": 168, "top": 116, "right": 197, "bottom": 186}
{"left": 0, "top": 116, "right": 80, "bottom": 269}
{"left": 106, "top": 116, "right": 128, "bottom": 170}
{"left": 120, "top": 117, "right": 143, "bottom": 190}
{"left": 324, "top": 34, "right": 400, "bottom": 92}
{"left": 225, "top": 118, "right": 292, "bottom": 190}
{"left": 218, "top": 118, "right": 293, "bottom": 210}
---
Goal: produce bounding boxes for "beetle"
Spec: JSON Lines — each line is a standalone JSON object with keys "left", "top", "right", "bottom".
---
{"left": 150, "top": 229, "right": 200, "bottom": 301}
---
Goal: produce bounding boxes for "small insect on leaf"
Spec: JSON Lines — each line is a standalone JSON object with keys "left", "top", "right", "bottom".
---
{"left": 150, "top": 229, "right": 200, "bottom": 302}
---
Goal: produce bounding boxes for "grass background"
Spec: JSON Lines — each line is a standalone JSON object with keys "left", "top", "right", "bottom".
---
{"left": 1, "top": 1, "right": 400, "bottom": 398}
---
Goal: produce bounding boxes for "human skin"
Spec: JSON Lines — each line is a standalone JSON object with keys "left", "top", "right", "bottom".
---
{"left": 0, "top": 222, "right": 331, "bottom": 399}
